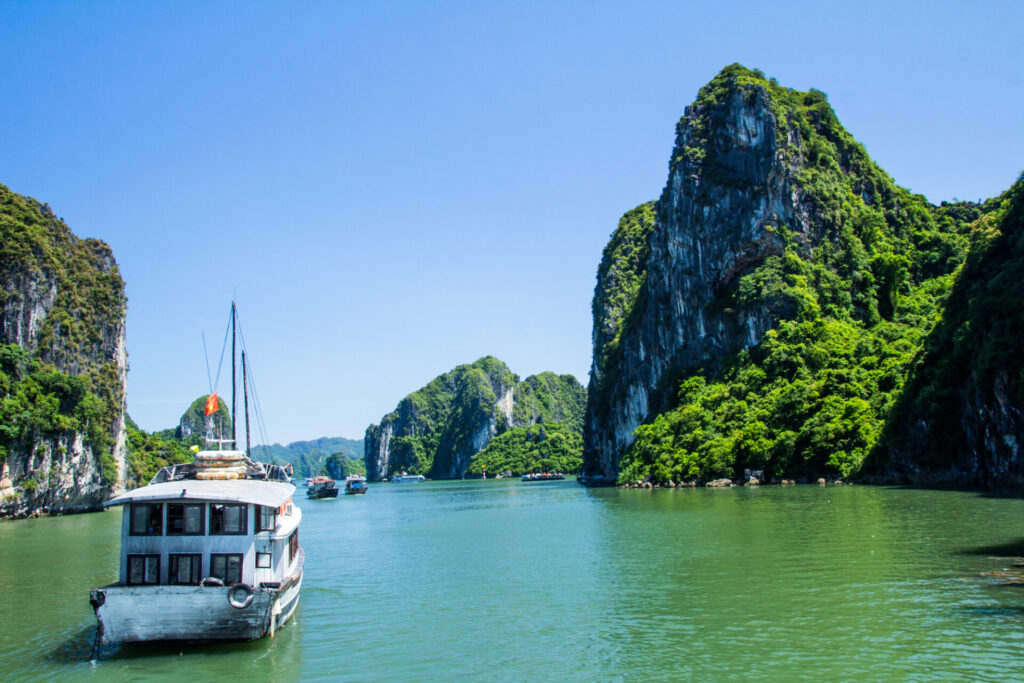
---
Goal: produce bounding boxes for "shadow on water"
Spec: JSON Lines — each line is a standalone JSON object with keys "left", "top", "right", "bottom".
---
{"left": 99, "top": 637, "right": 270, "bottom": 662}
{"left": 45, "top": 626, "right": 98, "bottom": 665}
{"left": 958, "top": 538, "right": 1024, "bottom": 557}
{"left": 959, "top": 604, "right": 1024, "bottom": 617}
{"left": 879, "top": 482, "right": 1024, "bottom": 500}
{"left": 48, "top": 624, "right": 275, "bottom": 665}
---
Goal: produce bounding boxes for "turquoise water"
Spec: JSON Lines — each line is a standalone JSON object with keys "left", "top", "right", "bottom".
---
{"left": 2, "top": 481, "right": 1024, "bottom": 681}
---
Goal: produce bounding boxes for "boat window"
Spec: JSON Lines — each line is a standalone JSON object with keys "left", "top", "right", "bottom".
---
{"left": 129, "top": 503, "right": 163, "bottom": 536}
{"left": 256, "top": 505, "right": 277, "bottom": 532}
{"left": 167, "top": 503, "right": 205, "bottom": 535}
{"left": 288, "top": 529, "right": 298, "bottom": 564}
{"left": 169, "top": 554, "right": 202, "bottom": 585}
{"left": 127, "top": 554, "right": 160, "bottom": 585}
{"left": 210, "top": 504, "right": 247, "bottom": 535}
{"left": 256, "top": 552, "right": 272, "bottom": 569}
{"left": 210, "top": 553, "right": 243, "bottom": 585}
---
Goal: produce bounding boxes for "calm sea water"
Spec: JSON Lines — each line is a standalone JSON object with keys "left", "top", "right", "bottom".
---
{"left": 2, "top": 480, "right": 1024, "bottom": 681}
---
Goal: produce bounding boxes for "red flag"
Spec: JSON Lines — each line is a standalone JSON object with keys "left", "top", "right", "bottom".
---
{"left": 204, "top": 393, "right": 219, "bottom": 416}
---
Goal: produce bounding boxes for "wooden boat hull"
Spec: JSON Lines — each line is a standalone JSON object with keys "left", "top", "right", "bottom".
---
{"left": 90, "top": 555, "right": 302, "bottom": 644}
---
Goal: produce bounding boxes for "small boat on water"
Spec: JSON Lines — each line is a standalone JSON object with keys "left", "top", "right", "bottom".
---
{"left": 345, "top": 475, "right": 368, "bottom": 495}
{"left": 390, "top": 472, "right": 426, "bottom": 483}
{"left": 521, "top": 472, "right": 566, "bottom": 482}
{"left": 307, "top": 476, "right": 339, "bottom": 499}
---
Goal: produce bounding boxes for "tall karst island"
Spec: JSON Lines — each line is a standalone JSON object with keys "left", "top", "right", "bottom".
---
{"left": 365, "top": 356, "right": 586, "bottom": 480}
{"left": 0, "top": 184, "right": 129, "bottom": 517}
{"left": 583, "top": 64, "right": 1023, "bottom": 487}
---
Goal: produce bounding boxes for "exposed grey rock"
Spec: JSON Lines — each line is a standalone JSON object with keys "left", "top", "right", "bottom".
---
{"left": 584, "top": 76, "right": 813, "bottom": 483}
{"left": 0, "top": 190, "right": 127, "bottom": 518}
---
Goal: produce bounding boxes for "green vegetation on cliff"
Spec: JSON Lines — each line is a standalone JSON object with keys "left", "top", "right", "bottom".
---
{"left": 371, "top": 356, "right": 518, "bottom": 477}
{"left": 0, "top": 347, "right": 120, "bottom": 484}
{"left": 125, "top": 416, "right": 192, "bottom": 487}
{"left": 512, "top": 372, "right": 587, "bottom": 433}
{"left": 467, "top": 424, "right": 582, "bottom": 476}
{"left": 591, "top": 203, "right": 656, "bottom": 412}
{"left": 0, "top": 184, "right": 125, "bottom": 370}
{"left": 0, "top": 185, "right": 126, "bottom": 485}
{"left": 613, "top": 65, "right": 992, "bottom": 484}
{"left": 0, "top": 344, "right": 97, "bottom": 461}
{"left": 876, "top": 176, "right": 1024, "bottom": 472}
{"left": 367, "top": 357, "right": 587, "bottom": 479}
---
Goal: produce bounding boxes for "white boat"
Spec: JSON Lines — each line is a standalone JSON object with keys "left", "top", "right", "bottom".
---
{"left": 344, "top": 475, "right": 368, "bottom": 494}
{"left": 390, "top": 472, "right": 426, "bottom": 483}
{"left": 89, "top": 302, "right": 303, "bottom": 645}
{"left": 89, "top": 454, "right": 302, "bottom": 644}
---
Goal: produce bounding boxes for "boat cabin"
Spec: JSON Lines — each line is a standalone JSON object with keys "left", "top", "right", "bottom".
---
{"left": 104, "top": 478, "right": 301, "bottom": 589}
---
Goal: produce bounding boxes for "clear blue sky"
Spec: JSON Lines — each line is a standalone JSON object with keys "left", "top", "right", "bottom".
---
{"left": 1, "top": 1, "right": 1021, "bottom": 444}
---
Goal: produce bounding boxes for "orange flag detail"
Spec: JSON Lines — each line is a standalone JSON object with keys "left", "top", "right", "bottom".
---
{"left": 204, "top": 393, "right": 219, "bottom": 416}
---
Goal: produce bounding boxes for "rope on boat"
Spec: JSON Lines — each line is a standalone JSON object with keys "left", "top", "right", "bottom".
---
{"left": 89, "top": 627, "right": 101, "bottom": 661}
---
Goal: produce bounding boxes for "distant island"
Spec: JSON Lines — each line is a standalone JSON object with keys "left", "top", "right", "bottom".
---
{"left": 364, "top": 356, "right": 585, "bottom": 480}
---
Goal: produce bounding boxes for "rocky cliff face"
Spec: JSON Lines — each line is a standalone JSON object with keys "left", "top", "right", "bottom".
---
{"left": 583, "top": 64, "right": 990, "bottom": 484}
{"left": 584, "top": 68, "right": 812, "bottom": 482}
{"left": 0, "top": 184, "right": 128, "bottom": 517}
{"left": 365, "top": 358, "right": 586, "bottom": 480}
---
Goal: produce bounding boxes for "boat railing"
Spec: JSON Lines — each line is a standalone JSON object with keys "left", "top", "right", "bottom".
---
{"left": 151, "top": 463, "right": 196, "bottom": 483}
{"left": 150, "top": 461, "right": 292, "bottom": 484}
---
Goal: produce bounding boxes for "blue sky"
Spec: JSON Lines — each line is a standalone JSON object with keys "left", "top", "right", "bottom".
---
{"left": 1, "top": 1, "right": 1022, "bottom": 444}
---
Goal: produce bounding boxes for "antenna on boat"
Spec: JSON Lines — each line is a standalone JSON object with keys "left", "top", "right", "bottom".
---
{"left": 231, "top": 300, "right": 237, "bottom": 449}
{"left": 243, "top": 349, "right": 252, "bottom": 458}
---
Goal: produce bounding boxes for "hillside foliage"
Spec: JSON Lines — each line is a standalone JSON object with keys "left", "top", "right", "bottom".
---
{"left": 875, "top": 175, "right": 1024, "bottom": 470}
{"left": 368, "top": 357, "right": 586, "bottom": 478}
{"left": 0, "top": 185, "right": 126, "bottom": 484}
{"left": 0, "top": 344, "right": 117, "bottom": 480}
{"left": 615, "top": 65, "right": 993, "bottom": 485}
{"left": 467, "top": 424, "right": 582, "bottom": 476}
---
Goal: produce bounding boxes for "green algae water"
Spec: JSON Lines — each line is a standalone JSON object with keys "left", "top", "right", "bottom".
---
{"left": 3, "top": 481, "right": 1024, "bottom": 681}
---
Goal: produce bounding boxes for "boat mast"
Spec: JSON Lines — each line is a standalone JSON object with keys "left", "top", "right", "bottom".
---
{"left": 231, "top": 301, "right": 237, "bottom": 449}
{"left": 243, "top": 349, "right": 251, "bottom": 458}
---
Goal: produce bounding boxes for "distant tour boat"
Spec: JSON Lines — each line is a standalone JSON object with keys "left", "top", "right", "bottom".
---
{"left": 89, "top": 451, "right": 302, "bottom": 644}
{"left": 521, "top": 472, "right": 566, "bottom": 482}
{"left": 306, "top": 476, "right": 339, "bottom": 499}
{"left": 345, "top": 475, "right": 368, "bottom": 495}
{"left": 390, "top": 472, "right": 426, "bottom": 483}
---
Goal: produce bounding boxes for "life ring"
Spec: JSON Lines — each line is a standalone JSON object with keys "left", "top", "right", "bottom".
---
{"left": 228, "top": 583, "right": 255, "bottom": 609}
{"left": 200, "top": 576, "right": 224, "bottom": 587}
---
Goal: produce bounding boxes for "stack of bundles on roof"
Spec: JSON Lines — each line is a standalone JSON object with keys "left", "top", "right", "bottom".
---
{"left": 194, "top": 451, "right": 247, "bottom": 480}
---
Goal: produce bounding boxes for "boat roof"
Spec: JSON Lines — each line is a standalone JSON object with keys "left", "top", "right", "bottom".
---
{"left": 104, "top": 479, "right": 296, "bottom": 508}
